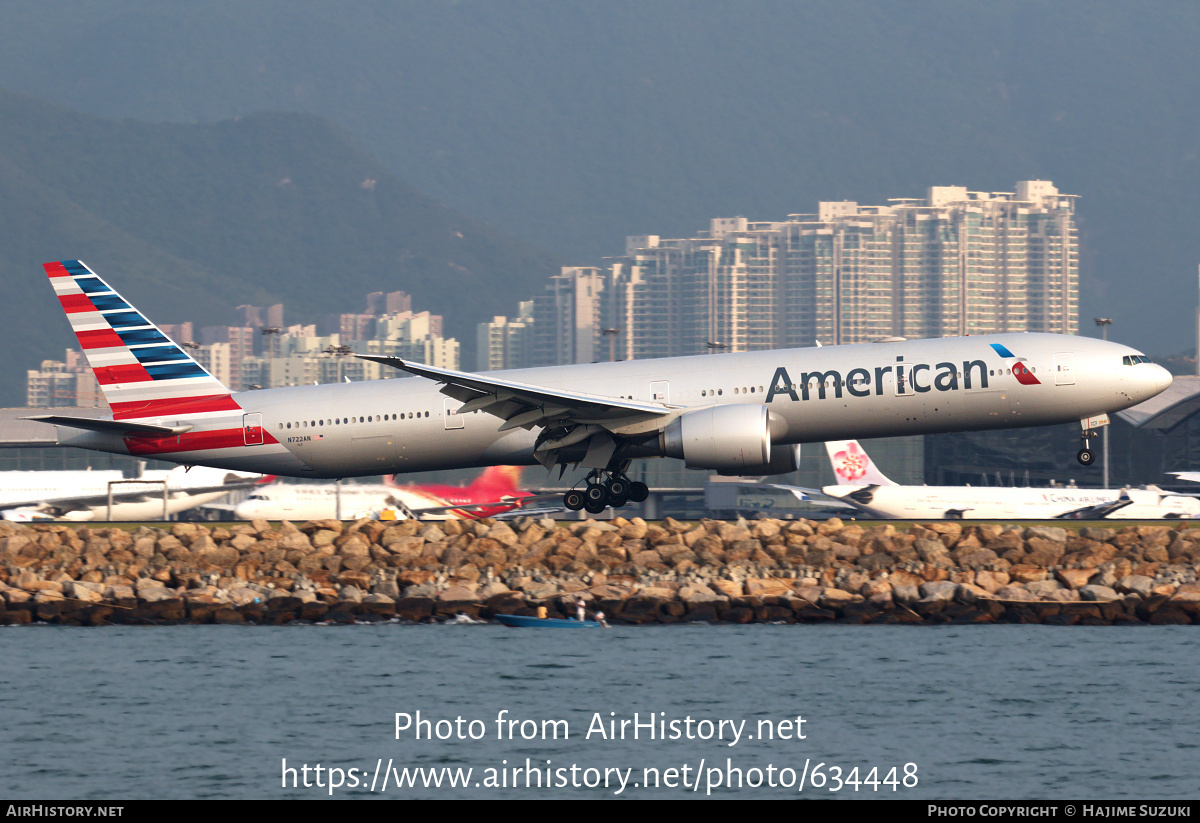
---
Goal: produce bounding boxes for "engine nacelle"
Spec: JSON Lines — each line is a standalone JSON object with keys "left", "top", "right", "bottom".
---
{"left": 660, "top": 404, "right": 771, "bottom": 473}
{"left": 718, "top": 444, "right": 801, "bottom": 477}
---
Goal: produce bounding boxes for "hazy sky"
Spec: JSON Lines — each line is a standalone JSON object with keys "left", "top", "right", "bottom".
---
{"left": 2, "top": 1, "right": 1198, "bottom": 354}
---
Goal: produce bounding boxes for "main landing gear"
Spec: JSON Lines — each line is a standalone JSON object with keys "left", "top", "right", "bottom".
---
{"left": 563, "top": 468, "right": 650, "bottom": 514}
{"left": 1077, "top": 428, "right": 1099, "bottom": 466}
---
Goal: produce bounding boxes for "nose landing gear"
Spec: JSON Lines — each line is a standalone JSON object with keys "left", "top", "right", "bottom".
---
{"left": 563, "top": 467, "right": 649, "bottom": 514}
{"left": 1077, "top": 428, "right": 1099, "bottom": 466}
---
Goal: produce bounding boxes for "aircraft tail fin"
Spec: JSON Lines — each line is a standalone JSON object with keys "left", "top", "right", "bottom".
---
{"left": 470, "top": 466, "right": 525, "bottom": 494}
{"left": 824, "top": 440, "right": 897, "bottom": 486}
{"left": 43, "top": 260, "right": 237, "bottom": 421}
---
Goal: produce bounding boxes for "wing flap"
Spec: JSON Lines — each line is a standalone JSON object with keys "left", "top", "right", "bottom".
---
{"left": 357, "top": 356, "right": 673, "bottom": 422}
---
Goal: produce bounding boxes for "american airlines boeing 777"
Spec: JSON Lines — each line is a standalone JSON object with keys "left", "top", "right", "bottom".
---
{"left": 31, "top": 260, "right": 1171, "bottom": 515}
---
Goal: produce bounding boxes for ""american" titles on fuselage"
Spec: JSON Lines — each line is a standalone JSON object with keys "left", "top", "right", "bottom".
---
{"left": 766, "top": 358, "right": 997, "bottom": 403}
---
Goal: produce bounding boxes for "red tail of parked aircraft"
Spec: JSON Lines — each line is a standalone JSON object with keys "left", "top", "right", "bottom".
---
{"left": 384, "top": 466, "right": 545, "bottom": 519}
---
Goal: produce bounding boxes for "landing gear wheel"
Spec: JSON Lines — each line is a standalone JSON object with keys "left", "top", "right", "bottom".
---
{"left": 563, "top": 489, "right": 585, "bottom": 511}
{"left": 628, "top": 481, "right": 649, "bottom": 503}
{"left": 583, "top": 497, "right": 608, "bottom": 515}
{"left": 605, "top": 477, "right": 629, "bottom": 507}
{"left": 1077, "top": 448, "right": 1095, "bottom": 466}
{"left": 584, "top": 483, "right": 607, "bottom": 506}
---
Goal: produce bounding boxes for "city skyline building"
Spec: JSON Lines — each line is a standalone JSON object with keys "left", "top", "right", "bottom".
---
{"left": 486, "top": 180, "right": 1078, "bottom": 369}
{"left": 25, "top": 358, "right": 104, "bottom": 408}
{"left": 477, "top": 301, "right": 536, "bottom": 371}
{"left": 531, "top": 267, "right": 608, "bottom": 366}
{"left": 30, "top": 291, "right": 458, "bottom": 406}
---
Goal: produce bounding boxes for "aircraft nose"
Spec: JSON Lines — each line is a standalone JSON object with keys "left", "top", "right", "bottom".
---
{"left": 1120, "top": 360, "right": 1172, "bottom": 403}
{"left": 1155, "top": 364, "right": 1173, "bottom": 395}
{"left": 1137, "top": 363, "right": 1173, "bottom": 400}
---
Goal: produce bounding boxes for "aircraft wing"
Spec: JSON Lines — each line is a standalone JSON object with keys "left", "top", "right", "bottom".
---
{"left": 358, "top": 356, "right": 673, "bottom": 424}
{"left": 0, "top": 478, "right": 265, "bottom": 515}
{"left": 745, "top": 482, "right": 819, "bottom": 501}
{"left": 358, "top": 356, "right": 677, "bottom": 469}
{"left": 405, "top": 493, "right": 563, "bottom": 516}
{"left": 1141, "top": 482, "right": 1200, "bottom": 498}
{"left": 741, "top": 482, "right": 861, "bottom": 511}
{"left": 491, "top": 506, "right": 564, "bottom": 520}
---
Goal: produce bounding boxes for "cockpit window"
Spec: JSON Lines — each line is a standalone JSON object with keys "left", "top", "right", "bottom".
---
{"left": 1122, "top": 354, "right": 1151, "bottom": 365}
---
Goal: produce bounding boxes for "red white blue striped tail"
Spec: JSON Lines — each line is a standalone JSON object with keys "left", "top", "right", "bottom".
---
{"left": 44, "top": 260, "right": 239, "bottom": 420}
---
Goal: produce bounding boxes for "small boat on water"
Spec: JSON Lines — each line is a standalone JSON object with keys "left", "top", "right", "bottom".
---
{"left": 495, "top": 613, "right": 602, "bottom": 628}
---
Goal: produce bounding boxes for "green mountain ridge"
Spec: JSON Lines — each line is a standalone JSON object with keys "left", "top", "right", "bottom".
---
{"left": 0, "top": 88, "right": 562, "bottom": 405}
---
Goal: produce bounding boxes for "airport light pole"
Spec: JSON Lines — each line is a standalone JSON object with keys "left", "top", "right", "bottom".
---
{"left": 1095, "top": 317, "right": 1113, "bottom": 488}
{"left": 260, "top": 325, "right": 283, "bottom": 359}
{"left": 602, "top": 328, "right": 621, "bottom": 362}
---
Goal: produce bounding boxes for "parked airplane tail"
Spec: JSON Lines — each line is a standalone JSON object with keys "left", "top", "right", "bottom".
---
{"left": 824, "top": 440, "right": 897, "bottom": 486}
{"left": 385, "top": 465, "right": 525, "bottom": 495}
{"left": 469, "top": 465, "right": 525, "bottom": 494}
{"left": 43, "top": 260, "right": 235, "bottom": 420}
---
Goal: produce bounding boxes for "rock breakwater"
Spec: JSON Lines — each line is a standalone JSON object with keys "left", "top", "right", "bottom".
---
{"left": 3, "top": 517, "right": 1200, "bottom": 626}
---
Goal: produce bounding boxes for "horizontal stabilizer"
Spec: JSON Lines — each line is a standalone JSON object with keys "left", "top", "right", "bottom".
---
{"left": 24, "top": 415, "right": 194, "bottom": 437}
{"left": 1055, "top": 497, "right": 1133, "bottom": 520}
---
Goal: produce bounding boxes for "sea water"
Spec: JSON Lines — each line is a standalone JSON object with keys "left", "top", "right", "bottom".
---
{"left": 3, "top": 623, "right": 1197, "bottom": 799}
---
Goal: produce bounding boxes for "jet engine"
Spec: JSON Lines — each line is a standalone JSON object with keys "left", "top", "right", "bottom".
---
{"left": 724, "top": 444, "right": 801, "bottom": 476}
{"left": 660, "top": 404, "right": 773, "bottom": 473}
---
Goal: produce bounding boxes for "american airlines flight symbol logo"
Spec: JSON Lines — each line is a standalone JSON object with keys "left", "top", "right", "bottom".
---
{"left": 989, "top": 343, "right": 1041, "bottom": 385}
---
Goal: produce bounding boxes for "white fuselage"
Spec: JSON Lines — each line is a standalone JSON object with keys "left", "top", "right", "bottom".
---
{"left": 235, "top": 483, "right": 399, "bottom": 520}
{"left": 0, "top": 471, "right": 126, "bottom": 507}
{"left": 53, "top": 333, "right": 1171, "bottom": 480}
{"left": 823, "top": 483, "right": 1200, "bottom": 520}
{"left": 0, "top": 467, "right": 258, "bottom": 521}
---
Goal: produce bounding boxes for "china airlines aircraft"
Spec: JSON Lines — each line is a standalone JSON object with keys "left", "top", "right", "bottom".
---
{"left": 234, "top": 466, "right": 552, "bottom": 521}
{"left": 31, "top": 260, "right": 1171, "bottom": 515}
{"left": 822, "top": 440, "right": 1200, "bottom": 520}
